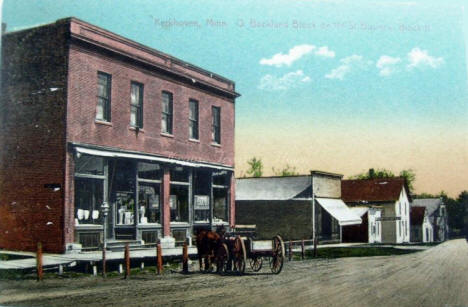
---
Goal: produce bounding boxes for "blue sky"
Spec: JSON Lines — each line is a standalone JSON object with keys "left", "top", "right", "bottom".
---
{"left": 1, "top": 0, "right": 467, "bottom": 195}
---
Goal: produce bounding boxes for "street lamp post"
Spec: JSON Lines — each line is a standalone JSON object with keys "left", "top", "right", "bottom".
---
{"left": 101, "top": 201, "right": 110, "bottom": 277}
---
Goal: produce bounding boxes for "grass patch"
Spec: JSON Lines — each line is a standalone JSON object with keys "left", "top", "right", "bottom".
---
{"left": 292, "top": 247, "right": 420, "bottom": 260}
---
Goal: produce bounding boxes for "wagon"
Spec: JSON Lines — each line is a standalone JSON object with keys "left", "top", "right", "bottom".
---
{"left": 217, "top": 234, "right": 285, "bottom": 275}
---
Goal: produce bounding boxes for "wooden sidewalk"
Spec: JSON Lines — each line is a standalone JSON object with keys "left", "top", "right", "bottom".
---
{"left": 0, "top": 246, "right": 198, "bottom": 270}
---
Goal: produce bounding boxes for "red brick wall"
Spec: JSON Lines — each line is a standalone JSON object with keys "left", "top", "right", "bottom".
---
{"left": 0, "top": 22, "right": 69, "bottom": 253}
{"left": 66, "top": 44, "right": 235, "bottom": 167}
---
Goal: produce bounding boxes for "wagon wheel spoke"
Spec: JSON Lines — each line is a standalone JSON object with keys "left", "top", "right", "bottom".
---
{"left": 249, "top": 256, "right": 263, "bottom": 272}
{"left": 270, "top": 235, "right": 285, "bottom": 274}
{"left": 233, "top": 236, "right": 246, "bottom": 275}
{"left": 216, "top": 243, "right": 229, "bottom": 274}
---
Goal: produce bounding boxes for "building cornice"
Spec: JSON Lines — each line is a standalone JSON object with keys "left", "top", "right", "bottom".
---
{"left": 63, "top": 17, "right": 240, "bottom": 100}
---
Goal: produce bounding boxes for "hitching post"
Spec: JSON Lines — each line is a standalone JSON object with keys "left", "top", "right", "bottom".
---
{"left": 157, "top": 242, "right": 163, "bottom": 274}
{"left": 182, "top": 241, "right": 189, "bottom": 273}
{"left": 101, "top": 201, "right": 109, "bottom": 278}
{"left": 36, "top": 242, "right": 43, "bottom": 281}
{"left": 124, "top": 243, "right": 130, "bottom": 279}
{"left": 301, "top": 239, "right": 305, "bottom": 260}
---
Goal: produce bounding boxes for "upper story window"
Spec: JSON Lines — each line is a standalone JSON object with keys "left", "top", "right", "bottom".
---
{"left": 96, "top": 72, "right": 111, "bottom": 122}
{"left": 189, "top": 99, "right": 199, "bottom": 140}
{"left": 162, "top": 91, "right": 173, "bottom": 134}
{"left": 130, "top": 82, "right": 144, "bottom": 128}
{"left": 212, "top": 106, "right": 221, "bottom": 144}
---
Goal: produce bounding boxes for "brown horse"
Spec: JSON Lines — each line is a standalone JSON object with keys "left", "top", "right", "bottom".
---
{"left": 195, "top": 228, "right": 225, "bottom": 272}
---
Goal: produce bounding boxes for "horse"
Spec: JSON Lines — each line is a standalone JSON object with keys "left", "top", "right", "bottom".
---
{"left": 195, "top": 227, "right": 226, "bottom": 272}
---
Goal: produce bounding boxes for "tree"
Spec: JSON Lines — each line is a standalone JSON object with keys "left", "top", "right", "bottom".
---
{"left": 351, "top": 168, "right": 395, "bottom": 180}
{"left": 272, "top": 164, "right": 299, "bottom": 176}
{"left": 350, "top": 168, "right": 416, "bottom": 193}
{"left": 246, "top": 157, "right": 263, "bottom": 177}
{"left": 399, "top": 169, "right": 416, "bottom": 194}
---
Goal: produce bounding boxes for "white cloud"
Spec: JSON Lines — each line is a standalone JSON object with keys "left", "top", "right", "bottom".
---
{"left": 315, "top": 46, "right": 335, "bottom": 58}
{"left": 258, "top": 70, "right": 311, "bottom": 91}
{"left": 376, "top": 55, "right": 401, "bottom": 76}
{"left": 407, "top": 47, "right": 444, "bottom": 69}
{"left": 260, "top": 44, "right": 316, "bottom": 67}
{"left": 325, "top": 55, "right": 370, "bottom": 80}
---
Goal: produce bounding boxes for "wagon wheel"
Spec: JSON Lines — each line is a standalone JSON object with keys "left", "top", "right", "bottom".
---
{"left": 269, "top": 235, "right": 285, "bottom": 274}
{"left": 216, "top": 243, "right": 229, "bottom": 274}
{"left": 249, "top": 256, "right": 263, "bottom": 272}
{"left": 232, "top": 236, "right": 246, "bottom": 275}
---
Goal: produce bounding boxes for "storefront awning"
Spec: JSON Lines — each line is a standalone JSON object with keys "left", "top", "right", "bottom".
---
{"left": 75, "top": 146, "right": 234, "bottom": 171}
{"left": 316, "top": 198, "right": 362, "bottom": 226}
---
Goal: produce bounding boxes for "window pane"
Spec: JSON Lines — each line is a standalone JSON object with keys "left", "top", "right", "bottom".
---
{"left": 130, "top": 107, "right": 137, "bottom": 126}
{"left": 75, "top": 155, "right": 104, "bottom": 175}
{"left": 213, "top": 171, "right": 230, "bottom": 186}
{"left": 75, "top": 178, "right": 103, "bottom": 225}
{"left": 170, "top": 186, "right": 189, "bottom": 222}
{"left": 162, "top": 99, "right": 169, "bottom": 113}
{"left": 194, "top": 195, "right": 210, "bottom": 222}
{"left": 189, "top": 100, "right": 198, "bottom": 120}
{"left": 96, "top": 98, "right": 104, "bottom": 120}
{"left": 97, "top": 72, "right": 111, "bottom": 121}
{"left": 131, "top": 84, "right": 140, "bottom": 105}
{"left": 138, "top": 162, "right": 161, "bottom": 180}
{"left": 170, "top": 166, "right": 189, "bottom": 182}
{"left": 161, "top": 114, "right": 168, "bottom": 133}
{"left": 138, "top": 183, "right": 160, "bottom": 224}
{"left": 212, "top": 107, "right": 221, "bottom": 143}
{"left": 213, "top": 188, "right": 228, "bottom": 223}
{"left": 161, "top": 92, "right": 173, "bottom": 134}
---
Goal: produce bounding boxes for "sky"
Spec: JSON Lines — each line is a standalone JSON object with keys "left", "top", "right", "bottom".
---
{"left": 1, "top": 0, "right": 467, "bottom": 197}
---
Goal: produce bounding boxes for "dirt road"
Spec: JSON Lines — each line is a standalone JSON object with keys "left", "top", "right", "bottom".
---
{"left": 1, "top": 239, "right": 468, "bottom": 307}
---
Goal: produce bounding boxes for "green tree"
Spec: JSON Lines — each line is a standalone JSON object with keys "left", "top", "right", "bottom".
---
{"left": 272, "top": 164, "right": 299, "bottom": 176}
{"left": 246, "top": 157, "right": 263, "bottom": 177}
{"left": 350, "top": 168, "right": 416, "bottom": 193}
{"left": 399, "top": 169, "right": 416, "bottom": 193}
{"left": 351, "top": 168, "right": 395, "bottom": 179}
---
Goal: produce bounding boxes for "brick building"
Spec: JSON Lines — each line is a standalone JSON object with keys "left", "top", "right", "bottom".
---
{"left": 0, "top": 18, "right": 239, "bottom": 253}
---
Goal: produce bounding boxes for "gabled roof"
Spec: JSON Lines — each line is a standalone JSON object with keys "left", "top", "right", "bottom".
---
{"left": 341, "top": 178, "right": 410, "bottom": 203}
{"left": 411, "top": 198, "right": 442, "bottom": 217}
{"left": 236, "top": 176, "right": 311, "bottom": 201}
{"left": 411, "top": 206, "right": 426, "bottom": 225}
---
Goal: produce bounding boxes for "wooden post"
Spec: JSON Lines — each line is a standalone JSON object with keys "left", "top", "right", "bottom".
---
{"left": 314, "top": 237, "right": 318, "bottom": 258}
{"left": 124, "top": 243, "right": 130, "bottom": 279}
{"left": 102, "top": 248, "right": 107, "bottom": 278}
{"left": 156, "top": 243, "right": 163, "bottom": 274}
{"left": 36, "top": 242, "right": 43, "bottom": 281}
{"left": 182, "top": 241, "right": 188, "bottom": 274}
{"left": 288, "top": 241, "right": 292, "bottom": 261}
{"left": 58, "top": 264, "right": 63, "bottom": 275}
{"left": 301, "top": 240, "right": 305, "bottom": 260}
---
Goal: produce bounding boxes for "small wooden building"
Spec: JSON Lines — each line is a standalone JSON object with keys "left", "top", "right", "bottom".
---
{"left": 235, "top": 171, "right": 361, "bottom": 242}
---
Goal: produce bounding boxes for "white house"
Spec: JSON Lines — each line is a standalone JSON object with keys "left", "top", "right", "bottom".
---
{"left": 342, "top": 177, "right": 411, "bottom": 244}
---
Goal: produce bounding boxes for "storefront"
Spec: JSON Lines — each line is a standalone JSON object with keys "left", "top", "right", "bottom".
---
{"left": 73, "top": 146, "right": 233, "bottom": 248}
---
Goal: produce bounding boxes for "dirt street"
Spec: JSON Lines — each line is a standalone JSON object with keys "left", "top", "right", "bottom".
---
{"left": 1, "top": 239, "right": 468, "bottom": 307}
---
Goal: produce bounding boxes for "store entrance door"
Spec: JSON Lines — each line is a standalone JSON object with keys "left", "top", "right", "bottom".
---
{"left": 109, "top": 159, "right": 137, "bottom": 241}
